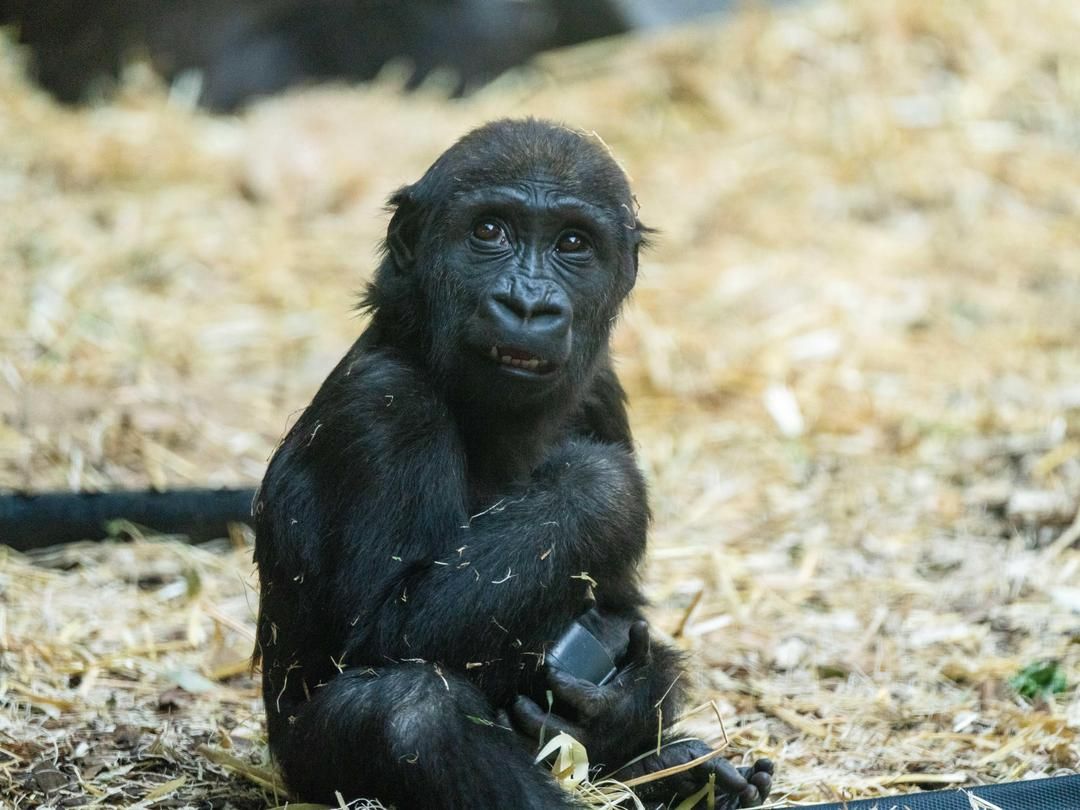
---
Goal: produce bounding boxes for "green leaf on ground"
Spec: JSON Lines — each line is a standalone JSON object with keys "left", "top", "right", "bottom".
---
{"left": 1009, "top": 660, "right": 1067, "bottom": 699}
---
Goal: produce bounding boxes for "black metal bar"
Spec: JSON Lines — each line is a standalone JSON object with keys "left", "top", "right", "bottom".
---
{"left": 790, "top": 774, "right": 1080, "bottom": 809}
{"left": 0, "top": 488, "right": 258, "bottom": 550}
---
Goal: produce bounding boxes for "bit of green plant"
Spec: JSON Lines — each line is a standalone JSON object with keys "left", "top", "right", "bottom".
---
{"left": 1009, "top": 660, "right": 1067, "bottom": 699}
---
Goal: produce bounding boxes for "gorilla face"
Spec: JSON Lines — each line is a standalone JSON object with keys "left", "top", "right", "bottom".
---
{"left": 377, "top": 119, "right": 646, "bottom": 409}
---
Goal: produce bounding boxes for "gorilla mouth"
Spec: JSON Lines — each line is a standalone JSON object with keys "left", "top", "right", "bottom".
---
{"left": 488, "top": 345, "right": 555, "bottom": 374}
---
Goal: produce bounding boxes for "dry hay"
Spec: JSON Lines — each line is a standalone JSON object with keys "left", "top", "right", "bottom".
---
{"left": 2, "top": 0, "right": 1079, "bottom": 807}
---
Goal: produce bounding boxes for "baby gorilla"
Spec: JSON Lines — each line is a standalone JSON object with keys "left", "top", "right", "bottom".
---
{"left": 253, "top": 118, "right": 773, "bottom": 809}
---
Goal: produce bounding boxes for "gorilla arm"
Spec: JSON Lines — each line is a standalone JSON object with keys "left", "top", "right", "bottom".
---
{"left": 255, "top": 349, "right": 650, "bottom": 680}
{"left": 509, "top": 364, "right": 774, "bottom": 805}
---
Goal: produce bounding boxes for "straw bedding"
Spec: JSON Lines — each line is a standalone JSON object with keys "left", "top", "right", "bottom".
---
{"left": 1, "top": 0, "right": 1078, "bottom": 806}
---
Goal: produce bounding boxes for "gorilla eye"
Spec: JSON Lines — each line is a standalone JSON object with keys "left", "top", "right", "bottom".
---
{"left": 472, "top": 221, "right": 503, "bottom": 242}
{"left": 556, "top": 231, "right": 591, "bottom": 254}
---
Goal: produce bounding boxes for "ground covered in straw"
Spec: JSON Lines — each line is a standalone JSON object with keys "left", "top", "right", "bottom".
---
{"left": 2, "top": 0, "right": 1079, "bottom": 807}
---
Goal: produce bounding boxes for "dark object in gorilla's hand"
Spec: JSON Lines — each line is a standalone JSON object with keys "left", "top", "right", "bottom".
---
{"left": 253, "top": 119, "right": 772, "bottom": 810}
{"left": 547, "top": 610, "right": 618, "bottom": 686}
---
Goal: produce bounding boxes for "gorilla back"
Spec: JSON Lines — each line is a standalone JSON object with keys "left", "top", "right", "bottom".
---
{"left": 253, "top": 119, "right": 772, "bottom": 810}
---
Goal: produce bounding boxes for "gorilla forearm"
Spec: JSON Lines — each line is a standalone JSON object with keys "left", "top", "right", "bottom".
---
{"left": 258, "top": 368, "right": 648, "bottom": 671}
{"left": 378, "top": 442, "right": 649, "bottom": 662}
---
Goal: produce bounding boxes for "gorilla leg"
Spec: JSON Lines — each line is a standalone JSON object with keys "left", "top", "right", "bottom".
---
{"left": 273, "top": 663, "right": 582, "bottom": 809}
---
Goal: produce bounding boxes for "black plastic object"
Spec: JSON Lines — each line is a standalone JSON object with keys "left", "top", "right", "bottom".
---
{"left": 792, "top": 774, "right": 1080, "bottom": 809}
{"left": 548, "top": 619, "right": 618, "bottom": 686}
{"left": 0, "top": 488, "right": 257, "bottom": 550}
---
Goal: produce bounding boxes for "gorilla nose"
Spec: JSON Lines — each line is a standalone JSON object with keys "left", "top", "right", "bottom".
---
{"left": 484, "top": 278, "right": 571, "bottom": 340}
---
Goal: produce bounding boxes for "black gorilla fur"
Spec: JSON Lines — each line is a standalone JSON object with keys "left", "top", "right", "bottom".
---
{"left": 253, "top": 119, "right": 773, "bottom": 809}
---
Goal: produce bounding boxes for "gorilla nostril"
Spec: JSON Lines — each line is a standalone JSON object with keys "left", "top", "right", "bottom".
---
{"left": 492, "top": 292, "right": 565, "bottom": 323}
{"left": 492, "top": 291, "right": 529, "bottom": 321}
{"left": 531, "top": 298, "right": 565, "bottom": 319}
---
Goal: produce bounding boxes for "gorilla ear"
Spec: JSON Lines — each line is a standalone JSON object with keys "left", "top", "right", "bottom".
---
{"left": 630, "top": 219, "right": 655, "bottom": 281}
{"left": 633, "top": 218, "right": 655, "bottom": 250}
{"left": 386, "top": 186, "right": 420, "bottom": 270}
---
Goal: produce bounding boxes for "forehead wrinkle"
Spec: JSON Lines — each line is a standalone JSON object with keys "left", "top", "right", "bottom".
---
{"left": 452, "top": 183, "right": 616, "bottom": 225}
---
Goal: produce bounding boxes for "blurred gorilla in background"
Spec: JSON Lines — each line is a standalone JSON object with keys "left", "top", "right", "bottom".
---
{"left": 0, "top": 0, "right": 752, "bottom": 112}
{"left": 0, "top": 0, "right": 627, "bottom": 111}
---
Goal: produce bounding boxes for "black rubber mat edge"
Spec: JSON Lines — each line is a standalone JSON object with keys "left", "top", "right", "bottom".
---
{"left": 785, "top": 774, "right": 1080, "bottom": 809}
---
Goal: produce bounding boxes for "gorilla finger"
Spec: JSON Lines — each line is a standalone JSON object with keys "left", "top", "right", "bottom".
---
{"left": 702, "top": 757, "right": 750, "bottom": 795}
{"left": 510, "top": 695, "right": 576, "bottom": 741}
{"left": 625, "top": 620, "right": 651, "bottom": 664}
{"left": 740, "top": 758, "right": 774, "bottom": 777}
{"left": 750, "top": 769, "right": 772, "bottom": 798}
{"left": 738, "top": 782, "right": 763, "bottom": 807}
{"left": 661, "top": 738, "right": 711, "bottom": 765}
{"left": 547, "top": 666, "right": 607, "bottom": 718}
{"left": 631, "top": 767, "right": 701, "bottom": 804}
{"left": 650, "top": 777, "right": 700, "bottom": 803}
{"left": 508, "top": 695, "right": 550, "bottom": 738}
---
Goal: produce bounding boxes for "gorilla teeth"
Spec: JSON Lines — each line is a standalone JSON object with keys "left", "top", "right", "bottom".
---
{"left": 491, "top": 346, "right": 549, "bottom": 372}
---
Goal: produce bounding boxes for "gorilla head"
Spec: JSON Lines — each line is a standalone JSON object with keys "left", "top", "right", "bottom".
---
{"left": 366, "top": 119, "right": 648, "bottom": 409}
